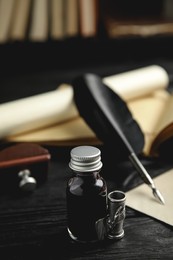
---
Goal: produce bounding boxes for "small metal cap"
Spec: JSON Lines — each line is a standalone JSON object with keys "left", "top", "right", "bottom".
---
{"left": 69, "top": 146, "right": 102, "bottom": 172}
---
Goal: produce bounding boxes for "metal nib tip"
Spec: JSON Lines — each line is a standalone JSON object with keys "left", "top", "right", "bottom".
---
{"left": 152, "top": 188, "right": 165, "bottom": 205}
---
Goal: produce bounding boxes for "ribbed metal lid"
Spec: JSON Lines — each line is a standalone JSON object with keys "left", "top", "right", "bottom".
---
{"left": 69, "top": 146, "right": 102, "bottom": 172}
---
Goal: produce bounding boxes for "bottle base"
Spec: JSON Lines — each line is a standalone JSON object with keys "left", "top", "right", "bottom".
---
{"left": 67, "top": 228, "right": 98, "bottom": 243}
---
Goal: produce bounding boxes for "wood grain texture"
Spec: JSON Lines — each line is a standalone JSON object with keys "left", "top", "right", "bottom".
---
{"left": 0, "top": 147, "right": 173, "bottom": 259}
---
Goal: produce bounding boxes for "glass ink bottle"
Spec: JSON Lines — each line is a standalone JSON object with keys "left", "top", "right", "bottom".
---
{"left": 66, "top": 145, "right": 107, "bottom": 243}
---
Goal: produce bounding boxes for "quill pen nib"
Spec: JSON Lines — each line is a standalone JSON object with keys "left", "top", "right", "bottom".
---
{"left": 152, "top": 186, "right": 165, "bottom": 205}
{"left": 129, "top": 153, "right": 165, "bottom": 205}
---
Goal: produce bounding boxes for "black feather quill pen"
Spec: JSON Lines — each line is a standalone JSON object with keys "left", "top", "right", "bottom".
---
{"left": 72, "top": 73, "right": 164, "bottom": 204}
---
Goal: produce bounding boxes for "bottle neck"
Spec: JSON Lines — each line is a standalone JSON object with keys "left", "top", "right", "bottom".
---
{"left": 74, "top": 170, "right": 101, "bottom": 178}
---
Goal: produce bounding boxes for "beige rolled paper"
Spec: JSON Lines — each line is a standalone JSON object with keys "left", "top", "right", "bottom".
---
{"left": 0, "top": 65, "right": 169, "bottom": 140}
{"left": 0, "top": 84, "right": 78, "bottom": 138}
{"left": 103, "top": 65, "right": 169, "bottom": 101}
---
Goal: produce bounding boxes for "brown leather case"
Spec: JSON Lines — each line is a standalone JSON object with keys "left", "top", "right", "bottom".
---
{"left": 0, "top": 143, "right": 51, "bottom": 194}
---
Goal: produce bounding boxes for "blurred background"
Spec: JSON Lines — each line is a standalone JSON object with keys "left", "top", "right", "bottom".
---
{"left": 1, "top": 0, "right": 173, "bottom": 100}
{"left": 0, "top": 1, "right": 173, "bottom": 69}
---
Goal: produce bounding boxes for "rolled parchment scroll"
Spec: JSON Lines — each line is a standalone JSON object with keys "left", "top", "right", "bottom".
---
{"left": 0, "top": 65, "right": 169, "bottom": 139}
{"left": 103, "top": 65, "right": 169, "bottom": 101}
{"left": 0, "top": 84, "right": 78, "bottom": 138}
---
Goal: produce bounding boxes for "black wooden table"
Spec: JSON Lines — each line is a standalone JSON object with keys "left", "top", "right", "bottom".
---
{"left": 0, "top": 145, "right": 173, "bottom": 260}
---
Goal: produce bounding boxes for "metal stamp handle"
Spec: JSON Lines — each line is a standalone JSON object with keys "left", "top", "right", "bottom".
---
{"left": 106, "top": 190, "right": 126, "bottom": 240}
{"left": 18, "top": 169, "right": 37, "bottom": 192}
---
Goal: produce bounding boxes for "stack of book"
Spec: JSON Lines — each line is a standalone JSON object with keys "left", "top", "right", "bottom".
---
{"left": 1, "top": 0, "right": 173, "bottom": 44}
{"left": 0, "top": 0, "right": 98, "bottom": 44}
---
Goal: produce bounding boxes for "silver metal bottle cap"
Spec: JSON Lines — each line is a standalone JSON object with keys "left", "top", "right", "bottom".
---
{"left": 69, "top": 146, "right": 102, "bottom": 172}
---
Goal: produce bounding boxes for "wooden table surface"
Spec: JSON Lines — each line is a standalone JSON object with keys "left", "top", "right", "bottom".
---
{"left": 0, "top": 145, "right": 173, "bottom": 260}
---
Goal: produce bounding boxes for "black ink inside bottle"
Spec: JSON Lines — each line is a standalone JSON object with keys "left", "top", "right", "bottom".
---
{"left": 66, "top": 146, "right": 107, "bottom": 242}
